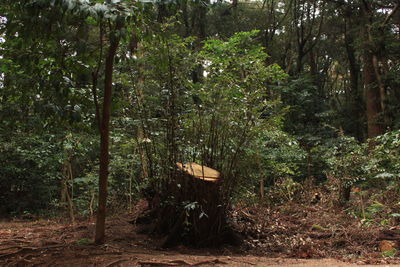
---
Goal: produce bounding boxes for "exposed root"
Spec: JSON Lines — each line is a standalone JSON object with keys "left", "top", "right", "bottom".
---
{"left": 139, "top": 259, "right": 228, "bottom": 266}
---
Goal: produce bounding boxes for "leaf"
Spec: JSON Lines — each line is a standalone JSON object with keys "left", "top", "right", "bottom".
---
{"left": 67, "top": 0, "right": 76, "bottom": 11}
{"left": 76, "top": 238, "right": 92, "bottom": 246}
{"left": 199, "top": 212, "right": 208, "bottom": 219}
{"left": 375, "top": 172, "right": 395, "bottom": 179}
{"left": 73, "top": 105, "right": 81, "bottom": 112}
{"left": 382, "top": 248, "right": 397, "bottom": 258}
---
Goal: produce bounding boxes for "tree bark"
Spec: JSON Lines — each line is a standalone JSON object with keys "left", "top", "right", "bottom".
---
{"left": 134, "top": 40, "right": 150, "bottom": 180}
{"left": 344, "top": 19, "right": 364, "bottom": 140}
{"left": 95, "top": 21, "right": 122, "bottom": 244}
{"left": 364, "top": 50, "right": 383, "bottom": 139}
{"left": 61, "top": 156, "right": 75, "bottom": 224}
{"left": 361, "top": 3, "right": 384, "bottom": 139}
{"left": 338, "top": 184, "right": 351, "bottom": 206}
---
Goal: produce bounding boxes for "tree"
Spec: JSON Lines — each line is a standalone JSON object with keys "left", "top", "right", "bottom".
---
{"left": 94, "top": 16, "right": 125, "bottom": 244}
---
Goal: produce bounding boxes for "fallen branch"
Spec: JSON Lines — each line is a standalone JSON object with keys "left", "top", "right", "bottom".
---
{"left": 138, "top": 259, "right": 228, "bottom": 267}
{"left": 0, "top": 246, "right": 26, "bottom": 251}
{"left": 88, "top": 251, "right": 124, "bottom": 257}
{"left": 0, "top": 247, "right": 34, "bottom": 259}
{"left": 139, "top": 261, "right": 187, "bottom": 266}
{"left": 0, "top": 244, "right": 65, "bottom": 259}
{"left": 230, "top": 259, "right": 256, "bottom": 265}
{"left": 105, "top": 258, "right": 130, "bottom": 267}
{"left": 0, "top": 239, "right": 31, "bottom": 245}
{"left": 192, "top": 259, "right": 228, "bottom": 266}
{"left": 168, "top": 260, "right": 192, "bottom": 265}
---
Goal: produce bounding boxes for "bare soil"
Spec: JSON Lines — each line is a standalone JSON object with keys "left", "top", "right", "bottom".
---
{"left": 1, "top": 201, "right": 400, "bottom": 266}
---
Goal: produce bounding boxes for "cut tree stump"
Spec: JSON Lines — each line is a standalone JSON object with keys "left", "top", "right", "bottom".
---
{"left": 150, "top": 162, "right": 233, "bottom": 248}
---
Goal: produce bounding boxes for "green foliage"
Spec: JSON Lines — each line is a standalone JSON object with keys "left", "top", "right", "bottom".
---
{"left": 0, "top": 134, "right": 63, "bottom": 215}
{"left": 76, "top": 237, "right": 92, "bottom": 246}
{"left": 258, "top": 129, "right": 306, "bottom": 182}
{"left": 311, "top": 224, "right": 327, "bottom": 231}
{"left": 318, "top": 131, "right": 400, "bottom": 197}
{"left": 367, "top": 130, "right": 400, "bottom": 189}
{"left": 281, "top": 76, "right": 338, "bottom": 182}
{"left": 382, "top": 248, "right": 397, "bottom": 258}
{"left": 195, "top": 31, "right": 287, "bottom": 194}
{"left": 271, "top": 177, "right": 302, "bottom": 202}
{"left": 325, "top": 136, "right": 367, "bottom": 188}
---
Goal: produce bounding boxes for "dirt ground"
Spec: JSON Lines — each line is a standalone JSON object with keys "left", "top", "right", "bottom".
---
{"left": 1, "top": 202, "right": 400, "bottom": 266}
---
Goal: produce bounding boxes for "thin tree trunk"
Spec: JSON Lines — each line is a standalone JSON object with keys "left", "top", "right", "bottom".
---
{"left": 91, "top": 23, "right": 104, "bottom": 130}
{"left": 306, "top": 147, "right": 312, "bottom": 179}
{"left": 95, "top": 21, "right": 122, "bottom": 244}
{"left": 181, "top": 0, "right": 190, "bottom": 37}
{"left": 61, "top": 160, "right": 75, "bottom": 224}
{"left": 338, "top": 184, "right": 351, "bottom": 206}
{"left": 136, "top": 42, "right": 149, "bottom": 180}
{"left": 166, "top": 40, "right": 178, "bottom": 178}
{"left": 260, "top": 179, "right": 265, "bottom": 200}
{"left": 371, "top": 54, "right": 389, "bottom": 129}
{"left": 256, "top": 150, "right": 264, "bottom": 200}
{"left": 137, "top": 127, "right": 149, "bottom": 179}
{"left": 128, "top": 31, "right": 150, "bottom": 181}
{"left": 309, "top": 50, "right": 317, "bottom": 77}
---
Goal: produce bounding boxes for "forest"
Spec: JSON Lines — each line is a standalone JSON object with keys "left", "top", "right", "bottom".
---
{"left": 1, "top": 0, "right": 400, "bottom": 266}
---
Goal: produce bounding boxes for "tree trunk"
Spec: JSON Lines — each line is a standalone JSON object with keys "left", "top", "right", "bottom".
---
{"left": 338, "top": 184, "right": 351, "bottom": 207}
{"left": 94, "top": 22, "right": 122, "bottom": 244}
{"left": 136, "top": 42, "right": 149, "bottom": 180}
{"left": 309, "top": 49, "right": 317, "bottom": 81}
{"left": 344, "top": 20, "right": 364, "bottom": 141}
{"left": 260, "top": 179, "right": 265, "bottom": 200}
{"left": 361, "top": 2, "right": 383, "bottom": 139}
{"left": 256, "top": 149, "right": 264, "bottom": 200}
{"left": 137, "top": 126, "right": 149, "bottom": 179}
{"left": 181, "top": 0, "right": 190, "bottom": 37}
{"left": 61, "top": 157, "right": 75, "bottom": 223}
{"left": 364, "top": 50, "right": 383, "bottom": 139}
{"left": 296, "top": 50, "right": 305, "bottom": 74}
{"left": 128, "top": 32, "right": 150, "bottom": 181}
{"left": 372, "top": 54, "right": 389, "bottom": 129}
{"left": 157, "top": 0, "right": 168, "bottom": 23}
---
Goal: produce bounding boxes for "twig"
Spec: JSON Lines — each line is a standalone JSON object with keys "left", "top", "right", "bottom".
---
{"left": 0, "top": 247, "right": 34, "bottom": 259}
{"left": 138, "top": 259, "right": 227, "bottom": 267}
{"left": 105, "top": 258, "right": 130, "bottom": 267}
{"left": 0, "top": 246, "right": 26, "bottom": 251}
{"left": 168, "top": 260, "right": 191, "bottom": 265}
{"left": 0, "top": 239, "right": 31, "bottom": 245}
{"left": 381, "top": 3, "right": 399, "bottom": 27}
{"left": 139, "top": 261, "right": 186, "bottom": 266}
{"left": 230, "top": 258, "right": 256, "bottom": 266}
{"left": 192, "top": 259, "right": 228, "bottom": 266}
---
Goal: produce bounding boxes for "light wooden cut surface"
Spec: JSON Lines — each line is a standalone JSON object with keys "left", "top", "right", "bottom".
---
{"left": 176, "top": 162, "right": 220, "bottom": 182}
